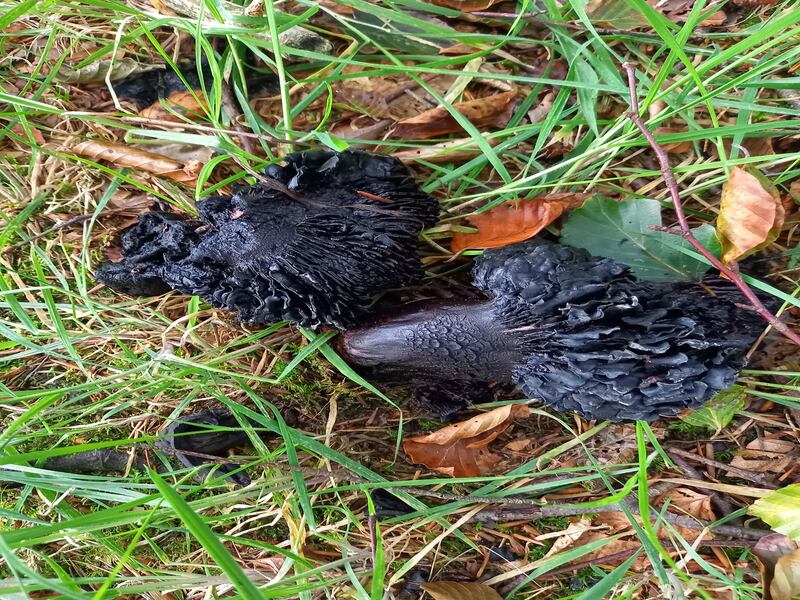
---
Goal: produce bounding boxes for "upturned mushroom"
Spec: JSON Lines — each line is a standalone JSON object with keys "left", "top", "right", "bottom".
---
{"left": 96, "top": 150, "right": 439, "bottom": 329}
{"left": 339, "top": 240, "right": 767, "bottom": 422}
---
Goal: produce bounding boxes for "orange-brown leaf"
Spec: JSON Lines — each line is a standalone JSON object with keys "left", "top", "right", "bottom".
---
{"left": 421, "top": 582, "right": 502, "bottom": 600}
{"left": 73, "top": 140, "right": 200, "bottom": 184}
{"left": 403, "top": 404, "right": 529, "bottom": 477}
{"left": 139, "top": 90, "right": 207, "bottom": 122}
{"left": 716, "top": 167, "right": 784, "bottom": 264}
{"left": 451, "top": 194, "right": 589, "bottom": 253}
{"left": 392, "top": 91, "right": 516, "bottom": 140}
{"left": 428, "top": 0, "right": 505, "bottom": 12}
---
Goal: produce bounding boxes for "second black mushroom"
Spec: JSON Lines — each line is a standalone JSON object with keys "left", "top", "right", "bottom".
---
{"left": 338, "top": 240, "right": 767, "bottom": 422}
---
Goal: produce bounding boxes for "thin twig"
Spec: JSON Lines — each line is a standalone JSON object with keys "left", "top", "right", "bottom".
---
{"left": 470, "top": 498, "right": 770, "bottom": 540}
{"left": 535, "top": 538, "right": 756, "bottom": 581}
{"left": 668, "top": 447, "right": 777, "bottom": 488}
{"left": 622, "top": 63, "right": 800, "bottom": 347}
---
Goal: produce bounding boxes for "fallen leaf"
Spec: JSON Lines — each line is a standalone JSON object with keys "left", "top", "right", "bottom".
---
{"left": 658, "top": 488, "right": 715, "bottom": 522}
{"left": 392, "top": 91, "right": 516, "bottom": 140}
{"left": 55, "top": 59, "right": 164, "bottom": 84}
{"left": 428, "top": 0, "right": 505, "bottom": 11}
{"left": 73, "top": 140, "right": 200, "bottom": 184}
{"left": 654, "top": 487, "right": 715, "bottom": 541}
{"left": 393, "top": 136, "right": 500, "bottom": 163}
{"left": 716, "top": 167, "right": 784, "bottom": 264}
{"left": 439, "top": 43, "right": 490, "bottom": 56}
{"left": 537, "top": 517, "right": 595, "bottom": 557}
{"left": 730, "top": 437, "right": 797, "bottom": 475}
{"left": 451, "top": 194, "right": 588, "bottom": 253}
{"left": 144, "top": 143, "right": 214, "bottom": 165}
{"left": 655, "top": 127, "right": 692, "bottom": 154}
{"left": 562, "top": 196, "right": 721, "bottom": 282}
{"left": 754, "top": 534, "right": 800, "bottom": 600}
{"left": 732, "top": 0, "right": 778, "bottom": 5}
{"left": 107, "top": 190, "right": 153, "bottom": 212}
{"left": 750, "top": 484, "right": 800, "bottom": 540}
{"left": 527, "top": 91, "right": 555, "bottom": 125}
{"left": 679, "top": 385, "right": 747, "bottom": 433}
{"left": 335, "top": 73, "right": 454, "bottom": 122}
{"left": 139, "top": 90, "right": 207, "bottom": 121}
{"left": 771, "top": 547, "right": 800, "bottom": 600}
{"left": 10, "top": 123, "right": 45, "bottom": 146}
{"left": 586, "top": 0, "right": 651, "bottom": 28}
{"left": 403, "top": 404, "right": 529, "bottom": 477}
{"left": 420, "top": 581, "right": 502, "bottom": 600}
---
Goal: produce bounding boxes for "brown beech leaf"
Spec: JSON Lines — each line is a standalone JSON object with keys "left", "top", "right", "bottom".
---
{"left": 392, "top": 91, "right": 516, "bottom": 140}
{"left": 716, "top": 167, "right": 784, "bottom": 264}
{"left": 403, "top": 404, "right": 529, "bottom": 477}
{"left": 420, "top": 581, "right": 503, "bottom": 600}
{"left": 730, "top": 437, "right": 797, "bottom": 475}
{"left": 451, "top": 194, "right": 589, "bottom": 253}
{"left": 73, "top": 140, "right": 200, "bottom": 184}
{"left": 654, "top": 487, "right": 715, "bottom": 541}
{"left": 139, "top": 90, "right": 207, "bottom": 121}
{"left": 428, "top": 0, "right": 505, "bottom": 11}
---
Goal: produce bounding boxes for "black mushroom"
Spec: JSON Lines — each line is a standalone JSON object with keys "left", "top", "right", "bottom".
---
{"left": 96, "top": 150, "right": 439, "bottom": 329}
{"left": 338, "top": 240, "right": 767, "bottom": 422}
{"left": 157, "top": 408, "right": 266, "bottom": 486}
{"left": 111, "top": 57, "right": 277, "bottom": 112}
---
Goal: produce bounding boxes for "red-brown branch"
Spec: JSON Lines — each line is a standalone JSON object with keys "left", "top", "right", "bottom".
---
{"left": 622, "top": 63, "right": 800, "bottom": 347}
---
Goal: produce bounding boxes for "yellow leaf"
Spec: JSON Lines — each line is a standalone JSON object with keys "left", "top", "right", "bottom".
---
{"left": 716, "top": 167, "right": 784, "bottom": 264}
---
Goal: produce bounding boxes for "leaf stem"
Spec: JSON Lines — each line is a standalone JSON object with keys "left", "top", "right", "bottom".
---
{"left": 622, "top": 62, "right": 800, "bottom": 347}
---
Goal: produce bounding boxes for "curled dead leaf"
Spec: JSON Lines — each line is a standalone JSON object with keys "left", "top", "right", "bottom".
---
{"left": 139, "top": 90, "right": 207, "bottom": 121}
{"left": 393, "top": 136, "right": 500, "bottom": 163}
{"left": 73, "top": 140, "right": 201, "bottom": 184}
{"left": 716, "top": 167, "right": 784, "bottom": 264}
{"left": 403, "top": 403, "right": 529, "bottom": 477}
{"left": 55, "top": 59, "right": 164, "bottom": 84}
{"left": 392, "top": 91, "right": 516, "bottom": 140}
{"left": 420, "top": 581, "right": 502, "bottom": 600}
{"left": 730, "top": 437, "right": 797, "bottom": 475}
{"left": 451, "top": 194, "right": 589, "bottom": 253}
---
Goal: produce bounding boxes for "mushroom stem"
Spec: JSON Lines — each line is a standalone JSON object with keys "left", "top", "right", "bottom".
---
{"left": 338, "top": 299, "right": 524, "bottom": 383}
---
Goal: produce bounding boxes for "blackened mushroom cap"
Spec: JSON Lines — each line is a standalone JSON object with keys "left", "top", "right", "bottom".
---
{"left": 473, "top": 240, "right": 766, "bottom": 421}
{"left": 96, "top": 150, "right": 439, "bottom": 329}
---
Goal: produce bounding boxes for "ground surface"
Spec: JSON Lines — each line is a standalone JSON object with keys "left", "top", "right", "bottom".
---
{"left": 2, "top": 0, "right": 800, "bottom": 599}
